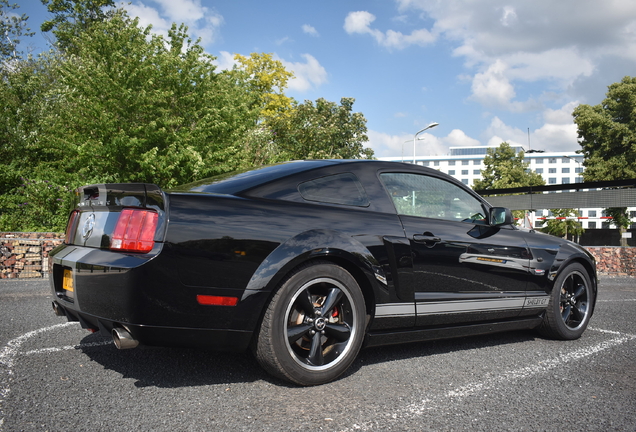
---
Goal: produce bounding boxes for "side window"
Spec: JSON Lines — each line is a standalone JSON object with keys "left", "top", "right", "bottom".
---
{"left": 298, "top": 173, "right": 369, "bottom": 207}
{"left": 380, "top": 173, "right": 487, "bottom": 223}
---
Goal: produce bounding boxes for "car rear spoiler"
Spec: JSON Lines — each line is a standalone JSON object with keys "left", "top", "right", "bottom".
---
{"left": 75, "top": 183, "right": 165, "bottom": 212}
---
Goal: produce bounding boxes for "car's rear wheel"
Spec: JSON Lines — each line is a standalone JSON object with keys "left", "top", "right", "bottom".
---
{"left": 255, "top": 261, "right": 366, "bottom": 386}
{"left": 538, "top": 263, "right": 593, "bottom": 340}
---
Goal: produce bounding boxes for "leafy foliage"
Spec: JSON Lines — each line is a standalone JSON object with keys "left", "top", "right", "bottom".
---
{"left": 40, "top": 0, "right": 116, "bottom": 52}
{"left": 539, "top": 208, "right": 584, "bottom": 240}
{"left": 573, "top": 76, "right": 636, "bottom": 241}
{"left": 473, "top": 142, "right": 544, "bottom": 191}
{"left": 0, "top": 2, "right": 372, "bottom": 232}
{"left": 0, "top": 0, "right": 35, "bottom": 61}
{"left": 234, "top": 52, "right": 295, "bottom": 121}
{"left": 573, "top": 76, "right": 636, "bottom": 182}
{"left": 44, "top": 13, "right": 259, "bottom": 188}
{"left": 269, "top": 97, "right": 373, "bottom": 160}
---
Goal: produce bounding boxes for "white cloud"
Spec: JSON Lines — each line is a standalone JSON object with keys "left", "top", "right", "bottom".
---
{"left": 213, "top": 51, "right": 237, "bottom": 71}
{"left": 302, "top": 24, "right": 319, "bottom": 37}
{"left": 344, "top": 11, "right": 435, "bottom": 50}
{"left": 368, "top": 129, "right": 479, "bottom": 158}
{"left": 470, "top": 60, "right": 516, "bottom": 108}
{"left": 395, "top": 0, "right": 636, "bottom": 108}
{"left": 481, "top": 107, "right": 579, "bottom": 153}
{"left": 281, "top": 54, "right": 328, "bottom": 92}
{"left": 123, "top": 0, "right": 224, "bottom": 44}
{"left": 443, "top": 129, "right": 482, "bottom": 148}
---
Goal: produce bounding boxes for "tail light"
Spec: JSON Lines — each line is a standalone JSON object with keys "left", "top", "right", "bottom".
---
{"left": 65, "top": 210, "right": 80, "bottom": 244}
{"left": 110, "top": 209, "right": 158, "bottom": 253}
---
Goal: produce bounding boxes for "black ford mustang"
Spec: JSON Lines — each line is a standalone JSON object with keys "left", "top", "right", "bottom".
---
{"left": 50, "top": 160, "right": 597, "bottom": 385}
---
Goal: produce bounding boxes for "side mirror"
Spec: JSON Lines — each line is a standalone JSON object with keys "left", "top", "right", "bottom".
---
{"left": 490, "top": 207, "right": 513, "bottom": 226}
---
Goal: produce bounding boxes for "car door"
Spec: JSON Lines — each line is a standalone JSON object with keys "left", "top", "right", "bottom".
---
{"left": 380, "top": 172, "right": 531, "bottom": 327}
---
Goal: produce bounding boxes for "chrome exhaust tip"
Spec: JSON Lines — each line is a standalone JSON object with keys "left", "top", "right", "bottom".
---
{"left": 52, "top": 301, "right": 66, "bottom": 317}
{"left": 112, "top": 326, "right": 139, "bottom": 349}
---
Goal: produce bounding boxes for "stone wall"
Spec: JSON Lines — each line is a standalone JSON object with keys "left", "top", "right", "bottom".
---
{"left": 0, "top": 233, "right": 634, "bottom": 279}
{"left": 0, "top": 233, "right": 64, "bottom": 279}
{"left": 586, "top": 247, "right": 636, "bottom": 278}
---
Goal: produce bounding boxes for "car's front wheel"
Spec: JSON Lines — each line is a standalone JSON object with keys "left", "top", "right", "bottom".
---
{"left": 538, "top": 263, "right": 594, "bottom": 340}
{"left": 255, "top": 261, "right": 366, "bottom": 386}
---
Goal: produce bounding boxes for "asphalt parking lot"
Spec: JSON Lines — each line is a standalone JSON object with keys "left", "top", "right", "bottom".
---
{"left": 1, "top": 277, "right": 634, "bottom": 431}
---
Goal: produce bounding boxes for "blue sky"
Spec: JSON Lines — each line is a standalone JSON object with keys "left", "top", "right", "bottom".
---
{"left": 13, "top": 0, "right": 636, "bottom": 157}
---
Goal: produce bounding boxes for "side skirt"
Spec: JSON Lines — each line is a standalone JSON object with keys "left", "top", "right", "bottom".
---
{"left": 363, "top": 315, "right": 544, "bottom": 348}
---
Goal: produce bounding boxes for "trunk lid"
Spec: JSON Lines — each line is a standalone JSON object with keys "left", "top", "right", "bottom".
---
{"left": 65, "top": 183, "right": 167, "bottom": 252}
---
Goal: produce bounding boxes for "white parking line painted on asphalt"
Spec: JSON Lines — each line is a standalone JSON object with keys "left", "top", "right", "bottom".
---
{"left": 22, "top": 340, "right": 112, "bottom": 356}
{"left": 0, "top": 322, "right": 79, "bottom": 431}
{"left": 341, "top": 327, "right": 636, "bottom": 432}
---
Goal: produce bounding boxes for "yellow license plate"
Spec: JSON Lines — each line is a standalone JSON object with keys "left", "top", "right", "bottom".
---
{"left": 63, "top": 269, "right": 74, "bottom": 293}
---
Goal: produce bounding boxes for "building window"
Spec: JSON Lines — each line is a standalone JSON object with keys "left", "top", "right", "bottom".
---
{"left": 473, "top": 160, "right": 480, "bottom": 165}
{"left": 549, "top": 158, "right": 557, "bottom": 164}
{"left": 630, "top": 211, "right": 636, "bottom": 218}
{"left": 461, "top": 179, "right": 469, "bottom": 185}
{"left": 421, "top": 161, "right": 429, "bottom": 166}
{"left": 549, "top": 168, "right": 557, "bottom": 173}
{"left": 602, "top": 221, "right": 611, "bottom": 229}
{"left": 461, "top": 170, "right": 469, "bottom": 175}
{"left": 588, "top": 221, "right": 597, "bottom": 229}
{"left": 575, "top": 167, "right": 583, "bottom": 174}
{"left": 473, "top": 169, "right": 480, "bottom": 175}
{"left": 562, "top": 167, "right": 570, "bottom": 173}
{"left": 449, "top": 170, "right": 455, "bottom": 175}
{"left": 535, "top": 168, "right": 543, "bottom": 174}
{"left": 588, "top": 210, "right": 597, "bottom": 218}
{"left": 562, "top": 157, "right": 571, "bottom": 163}
{"left": 549, "top": 178, "right": 557, "bottom": 184}
{"left": 449, "top": 160, "right": 455, "bottom": 166}
{"left": 536, "top": 210, "right": 543, "bottom": 217}
{"left": 575, "top": 177, "right": 583, "bottom": 183}
{"left": 562, "top": 178, "right": 570, "bottom": 184}
{"left": 462, "top": 160, "right": 469, "bottom": 165}
{"left": 535, "top": 158, "right": 544, "bottom": 164}
{"left": 434, "top": 161, "right": 440, "bottom": 166}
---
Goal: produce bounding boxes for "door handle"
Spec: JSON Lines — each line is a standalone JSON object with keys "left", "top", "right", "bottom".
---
{"left": 413, "top": 233, "right": 441, "bottom": 244}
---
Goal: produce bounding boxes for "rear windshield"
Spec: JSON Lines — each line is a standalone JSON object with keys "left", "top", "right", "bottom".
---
{"left": 169, "top": 161, "right": 339, "bottom": 195}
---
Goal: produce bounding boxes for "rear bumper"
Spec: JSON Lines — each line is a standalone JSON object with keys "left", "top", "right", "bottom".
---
{"left": 49, "top": 243, "right": 269, "bottom": 352}
{"left": 51, "top": 300, "right": 253, "bottom": 351}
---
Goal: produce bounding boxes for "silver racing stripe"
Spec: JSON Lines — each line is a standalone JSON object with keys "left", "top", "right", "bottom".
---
{"left": 376, "top": 296, "right": 551, "bottom": 318}
{"left": 416, "top": 297, "right": 525, "bottom": 315}
{"left": 375, "top": 303, "right": 415, "bottom": 318}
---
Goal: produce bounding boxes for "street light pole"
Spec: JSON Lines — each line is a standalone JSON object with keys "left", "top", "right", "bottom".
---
{"left": 403, "top": 137, "right": 425, "bottom": 162}
{"left": 413, "top": 122, "right": 439, "bottom": 164}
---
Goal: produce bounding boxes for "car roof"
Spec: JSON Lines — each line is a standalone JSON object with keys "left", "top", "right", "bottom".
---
{"left": 169, "top": 159, "right": 457, "bottom": 196}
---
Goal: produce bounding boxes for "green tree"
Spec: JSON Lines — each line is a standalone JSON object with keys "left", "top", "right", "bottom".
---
{"left": 472, "top": 142, "right": 545, "bottom": 225}
{"left": 269, "top": 97, "right": 373, "bottom": 160}
{"left": 1, "top": 0, "right": 34, "bottom": 61}
{"left": 40, "top": 0, "right": 116, "bottom": 52}
{"left": 234, "top": 52, "right": 295, "bottom": 121}
{"left": 45, "top": 12, "right": 258, "bottom": 188}
{"left": 473, "top": 142, "right": 544, "bottom": 190}
{"left": 540, "top": 208, "right": 584, "bottom": 241}
{"left": 573, "top": 76, "right": 636, "bottom": 245}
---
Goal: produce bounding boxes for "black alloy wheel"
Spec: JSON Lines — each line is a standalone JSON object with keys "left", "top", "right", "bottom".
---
{"left": 538, "top": 263, "right": 594, "bottom": 340}
{"left": 255, "top": 261, "right": 366, "bottom": 386}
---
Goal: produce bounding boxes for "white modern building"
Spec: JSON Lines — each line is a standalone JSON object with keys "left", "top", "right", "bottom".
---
{"left": 380, "top": 144, "right": 636, "bottom": 230}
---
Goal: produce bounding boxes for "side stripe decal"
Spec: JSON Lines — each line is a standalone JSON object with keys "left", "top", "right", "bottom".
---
{"left": 375, "top": 296, "right": 551, "bottom": 318}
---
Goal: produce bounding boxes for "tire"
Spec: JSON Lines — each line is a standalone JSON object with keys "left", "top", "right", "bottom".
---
{"left": 254, "top": 261, "right": 366, "bottom": 386}
{"left": 538, "top": 263, "right": 594, "bottom": 340}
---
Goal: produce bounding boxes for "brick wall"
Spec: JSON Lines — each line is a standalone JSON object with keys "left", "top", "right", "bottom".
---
{"left": 0, "top": 233, "right": 65, "bottom": 279}
{"left": 586, "top": 247, "right": 636, "bottom": 278}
